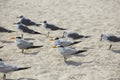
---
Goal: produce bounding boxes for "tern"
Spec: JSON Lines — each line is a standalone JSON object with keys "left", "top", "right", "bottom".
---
{"left": 52, "top": 45, "right": 87, "bottom": 62}
{"left": 100, "top": 34, "right": 120, "bottom": 50}
{"left": 17, "top": 15, "right": 41, "bottom": 26}
{"left": 10, "top": 37, "right": 43, "bottom": 53}
{"left": 62, "top": 31, "right": 90, "bottom": 40}
{"left": 0, "top": 59, "right": 30, "bottom": 80}
{"left": 41, "top": 21, "right": 66, "bottom": 37}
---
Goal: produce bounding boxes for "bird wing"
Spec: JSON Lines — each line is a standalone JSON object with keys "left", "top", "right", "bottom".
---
{"left": 46, "top": 24, "right": 66, "bottom": 30}
{"left": 0, "top": 62, "right": 18, "bottom": 73}
{"left": 68, "top": 33, "right": 83, "bottom": 39}
{"left": 60, "top": 47, "right": 77, "bottom": 57}
{"left": 108, "top": 36, "right": 120, "bottom": 42}
{"left": 60, "top": 40, "right": 72, "bottom": 46}
{"left": 16, "top": 39, "right": 33, "bottom": 49}
{"left": 18, "top": 24, "right": 34, "bottom": 33}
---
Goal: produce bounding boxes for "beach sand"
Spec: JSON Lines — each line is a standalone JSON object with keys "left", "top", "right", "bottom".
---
{"left": 0, "top": 0, "right": 120, "bottom": 80}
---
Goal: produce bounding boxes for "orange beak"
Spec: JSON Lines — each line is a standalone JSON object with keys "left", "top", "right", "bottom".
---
{"left": 9, "top": 37, "right": 16, "bottom": 41}
{"left": 51, "top": 45, "right": 57, "bottom": 48}
{"left": 49, "top": 37, "right": 54, "bottom": 42}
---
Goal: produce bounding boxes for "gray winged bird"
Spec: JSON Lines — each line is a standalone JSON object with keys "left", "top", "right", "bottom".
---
{"left": 50, "top": 37, "right": 81, "bottom": 47}
{"left": 10, "top": 37, "right": 43, "bottom": 53}
{"left": 17, "top": 15, "right": 41, "bottom": 26}
{"left": 14, "top": 22, "right": 41, "bottom": 38}
{"left": 62, "top": 31, "right": 90, "bottom": 40}
{"left": 41, "top": 21, "right": 66, "bottom": 37}
{"left": 100, "top": 34, "right": 120, "bottom": 50}
{"left": 0, "top": 27, "right": 15, "bottom": 33}
{"left": 0, "top": 59, "right": 30, "bottom": 80}
{"left": 53, "top": 45, "right": 87, "bottom": 62}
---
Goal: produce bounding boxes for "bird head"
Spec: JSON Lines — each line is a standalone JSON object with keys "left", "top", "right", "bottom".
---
{"left": 43, "top": 21, "right": 47, "bottom": 23}
{"left": 16, "top": 15, "right": 24, "bottom": 18}
{"left": 9, "top": 36, "right": 22, "bottom": 41}
{"left": 100, "top": 34, "right": 109, "bottom": 41}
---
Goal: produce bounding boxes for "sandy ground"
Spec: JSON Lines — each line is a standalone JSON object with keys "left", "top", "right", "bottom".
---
{"left": 0, "top": 0, "right": 120, "bottom": 80}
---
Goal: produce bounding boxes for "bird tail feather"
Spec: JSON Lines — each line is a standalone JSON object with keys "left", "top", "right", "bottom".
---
{"left": 74, "top": 50, "right": 87, "bottom": 54}
{"left": 84, "top": 36, "right": 90, "bottom": 38}
{"left": 71, "top": 41, "right": 82, "bottom": 45}
{"left": 15, "top": 67, "right": 31, "bottom": 71}
{"left": 26, "top": 46, "right": 43, "bottom": 49}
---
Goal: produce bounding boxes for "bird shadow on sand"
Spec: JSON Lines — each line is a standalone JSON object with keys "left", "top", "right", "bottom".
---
{"left": 0, "top": 40, "right": 14, "bottom": 43}
{"left": 6, "top": 78, "right": 38, "bottom": 80}
{"left": 111, "top": 50, "right": 120, "bottom": 54}
{"left": 65, "top": 60, "right": 93, "bottom": 66}
{"left": 23, "top": 51, "right": 39, "bottom": 55}
{"left": 75, "top": 53, "right": 89, "bottom": 57}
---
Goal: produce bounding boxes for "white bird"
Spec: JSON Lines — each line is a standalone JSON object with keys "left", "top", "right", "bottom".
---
{"left": 62, "top": 31, "right": 90, "bottom": 40}
{"left": 50, "top": 37, "right": 81, "bottom": 47}
{"left": 53, "top": 45, "right": 87, "bottom": 62}
{"left": 10, "top": 37, "right": 43, "bottom": 53}
{"left": 100, "top": 34, "right": 120, "bottom": 49}
{"left": 0, "top": 59, "right": 30, "bottom": 80}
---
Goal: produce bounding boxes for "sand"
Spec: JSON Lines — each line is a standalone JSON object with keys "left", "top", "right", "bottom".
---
{"left": 0, "top": 0, "right": 120, "bottom": 80}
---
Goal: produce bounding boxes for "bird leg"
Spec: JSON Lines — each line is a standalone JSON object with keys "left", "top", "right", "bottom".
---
{"left": 47, "top": 32, "right": 50, "bottom": 37}
{"left": 21, "top": 34, "right": 23, "bottom": 38}
{"left": 3, "top": 74, "right": 6, "bottom": 80}
{"left": 22, "top": 49, "right": 24, "bottom": 53}
{"left": 64, "top": 57, "right": 67, "bottom": 63}
{"left": 109, "top": 44, "right": 112, "bottom": 50}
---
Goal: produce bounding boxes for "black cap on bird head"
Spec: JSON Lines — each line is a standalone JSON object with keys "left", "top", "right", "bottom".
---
{"left": 16, "top": 37, "right": 22, "bottom": 39}
{"left": 55, "top": 37, "right": 59, "bottom": 40}
{"left": 16, "top": 15, "right": 24, "bottom": 18}
{"left": 57, "top": 45, "right": 64, "bottom": 48}
{"left": 0, "top": 59, "right": 3, "bottom": 61}
{"left": 19, "top": 15, "right": 24, "bottom": 18}
{"left": 43, "top": 21, "right": 47, "bottom": 23}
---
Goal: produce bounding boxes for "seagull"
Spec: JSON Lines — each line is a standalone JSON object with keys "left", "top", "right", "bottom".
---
{"left": 14, "top": 22, "right": 41, "bottom": 38}
{"left": 62, "top": 31, "right": 90, "bottom": 40}
{"left": 0, "top": 59, "right": 30, "bottom": 80}
{"left": 41, "top": 21, "right": 66, "bottom": 37}
{"left": 0, "top": 27, "right": 15, "bottom": 33}
{"left": 50, "top": 37, "right": 81, "bottom": 47}
{"left": 16, "top": 15, "right": 41, "bottom": 26}
{"left": 10, "top": 37, "right": 43, "bottom": 53}
{"left": 100, "top": 34, "right": 120, "bottom": 50}
{"left": 52, "top": 45, "right": 87, "bottom": 62}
